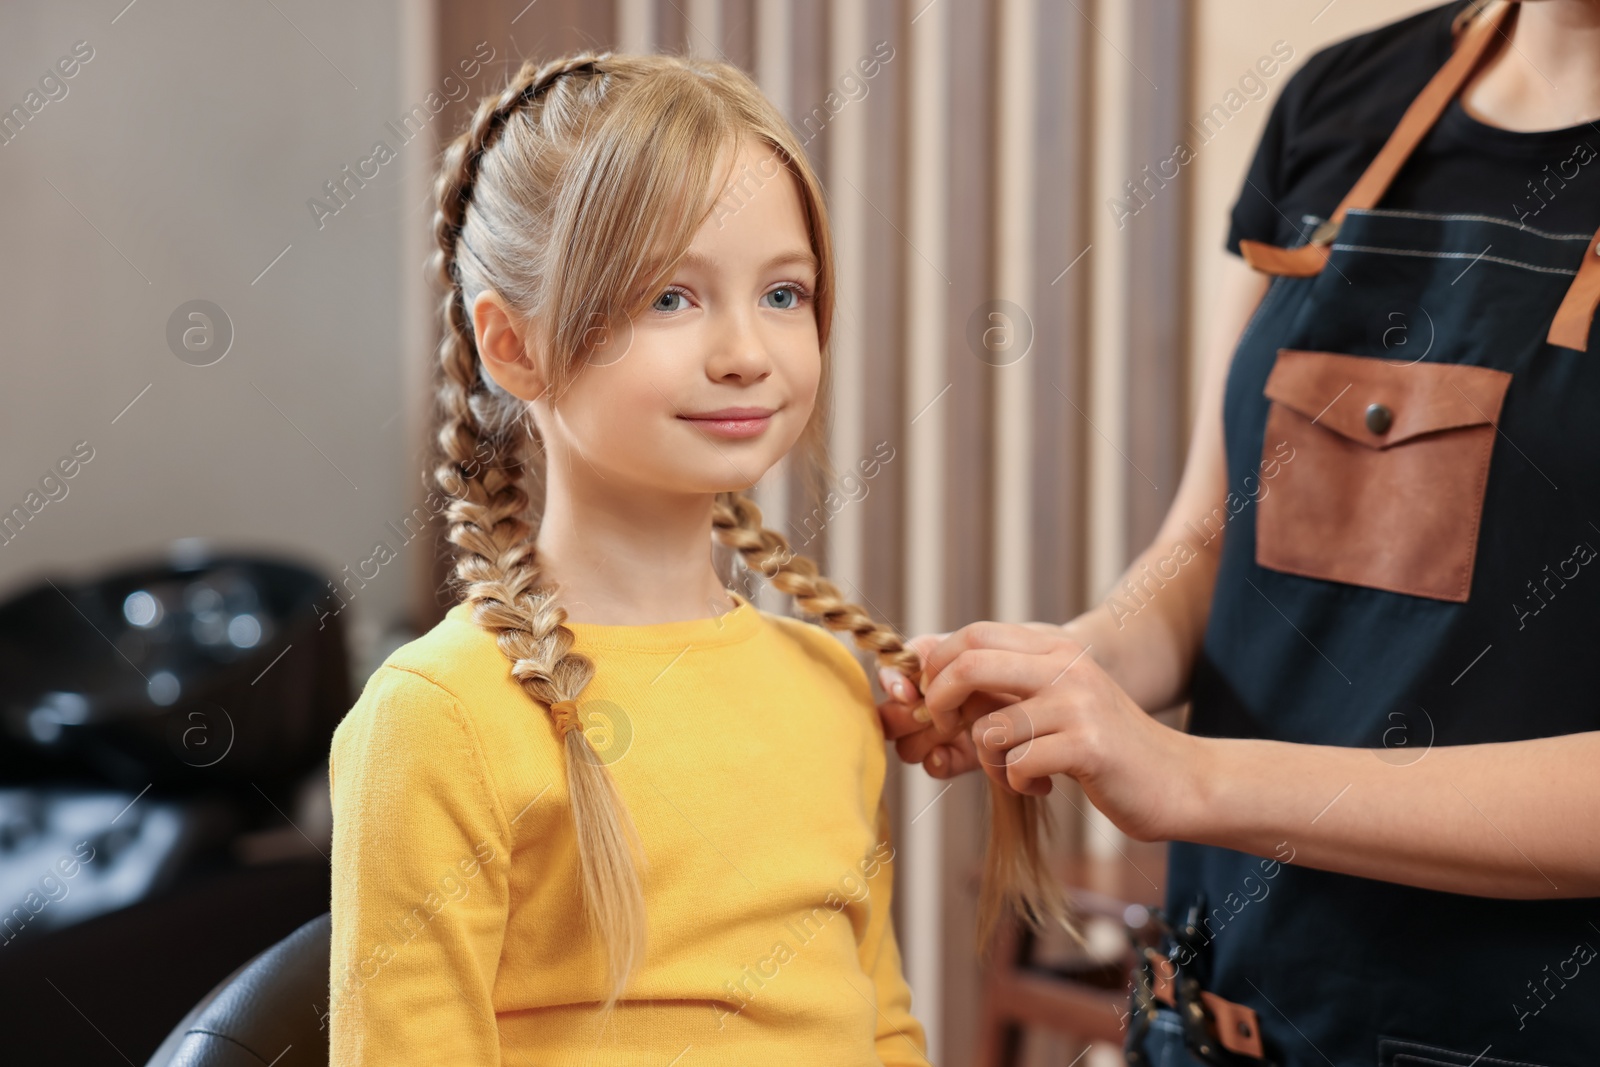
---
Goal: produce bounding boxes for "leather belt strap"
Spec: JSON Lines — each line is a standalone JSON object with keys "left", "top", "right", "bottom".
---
{"left": 1238, "top": 0, "right": 1600, "bottom": 352}
{"left": 1149, "top": 955, "right": 1266, "bottom": 1060}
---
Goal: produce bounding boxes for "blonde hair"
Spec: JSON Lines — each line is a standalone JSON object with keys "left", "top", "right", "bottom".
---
{"left": 429, "top": 51, "right": 1064, "bottom": 1008}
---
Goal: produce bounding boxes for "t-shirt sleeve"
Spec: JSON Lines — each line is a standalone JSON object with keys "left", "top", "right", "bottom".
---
{"left": 328, "top": 665, "right": 512, "bottom": 1066}
{"left": 1224, "top": 31, "right": 1360, "bottom": 257}
{"left": 1224, "top": 4, "right": 1459, "bottom": 256}
{"left": 1225, "top": 69, "right": 1305, "bottom": 256}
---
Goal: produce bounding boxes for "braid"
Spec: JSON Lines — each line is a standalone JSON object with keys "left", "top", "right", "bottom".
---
{"left": 712, "top": 489, "right": 1070, "bottom": 946}
{"left": 429, "top": 52, "right": 646, "bottom": 1011}
{"left": 432, "top": 53, "right": 605, "bottom": 267}
{"left": 711, "top": 490, "right": 921, "bottom": 675}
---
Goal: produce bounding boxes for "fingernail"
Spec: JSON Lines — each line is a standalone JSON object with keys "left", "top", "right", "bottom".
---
{"left": 928, "top": 749, "right": 945, "bottom": 772}
{"left": 892, "top": 680, "right": 912, "bottom": 703}
{"left": 878, "top": 668, "right": 899, "bottom": 693}
{"left": 912, "top": 703, "right": 931, "bottom": 724}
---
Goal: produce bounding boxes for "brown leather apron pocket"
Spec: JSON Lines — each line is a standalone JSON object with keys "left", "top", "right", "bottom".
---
{"left": 1256, "top": 349, "right": 1512, "bottom": 602}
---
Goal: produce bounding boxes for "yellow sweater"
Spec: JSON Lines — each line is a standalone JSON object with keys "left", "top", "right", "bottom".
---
{"left": 328, "top": 592, "right": 929, "bottom": 1066}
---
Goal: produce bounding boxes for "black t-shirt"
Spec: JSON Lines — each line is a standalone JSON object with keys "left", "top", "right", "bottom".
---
{"left": 1229, "top": 1, "right": 1600, "bottom": 254}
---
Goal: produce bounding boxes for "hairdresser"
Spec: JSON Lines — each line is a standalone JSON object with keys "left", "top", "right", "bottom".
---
{"left": 880, "top": 2, "right": 1600, "bottom": 1063}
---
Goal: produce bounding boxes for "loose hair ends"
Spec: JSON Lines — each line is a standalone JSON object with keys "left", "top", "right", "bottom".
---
{"left": 562, "top": 729, "right": 648, "bottom": 1010}
{"left": 979, "top": 790, "right": 1071, "bottom": 953}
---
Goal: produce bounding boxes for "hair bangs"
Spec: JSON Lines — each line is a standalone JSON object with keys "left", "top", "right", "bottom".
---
{"left": 541, "top": 72, "right": 747, "bottom": 384}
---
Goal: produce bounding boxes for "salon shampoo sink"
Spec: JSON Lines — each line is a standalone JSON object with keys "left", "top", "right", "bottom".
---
{"left": 0, "top": 547, "right": 350, "bottom": 797}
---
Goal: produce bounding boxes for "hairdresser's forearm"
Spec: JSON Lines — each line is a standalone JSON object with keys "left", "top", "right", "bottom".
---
{"left": 1176, "top": 730, "right": 1600, "bottom": 899}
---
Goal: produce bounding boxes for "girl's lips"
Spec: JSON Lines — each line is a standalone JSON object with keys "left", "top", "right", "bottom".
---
{"left": 678, "top": 407, "right": 775, "bottom": 440}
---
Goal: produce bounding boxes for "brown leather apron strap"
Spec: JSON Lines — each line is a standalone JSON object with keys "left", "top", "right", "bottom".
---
{"left": 1237, "top": 0, "right": 1600, "bottom": 352}
{"left": 1549, "top": 231, "right": 1600, "bottom": 352}
{"left": 1149, "top": 956, "right": 1266, "bottom": 1059}
{"left": 1238, "top": 1, "right": 1514, "bottom": 278}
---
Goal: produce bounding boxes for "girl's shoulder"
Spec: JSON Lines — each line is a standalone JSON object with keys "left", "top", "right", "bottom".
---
{"left": 368, "top": 603, "right": 504, "bottom": 694}
{"left": 334, "top": 603, "right": 529, "bottom": 750}
{"left": 757, "top": 609, "right": 876, "bottom": 710}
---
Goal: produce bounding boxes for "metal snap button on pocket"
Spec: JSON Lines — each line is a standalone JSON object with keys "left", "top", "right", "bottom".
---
{"left": 1365, "top": 402, "right": 1393, "bottom": 435}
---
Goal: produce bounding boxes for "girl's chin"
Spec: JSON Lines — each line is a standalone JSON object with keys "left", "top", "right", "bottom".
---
{"left": 582, "top": 436, "right": 786, "bottom": 495}
{"left": 619, "top": 466, "right": 768, "bottom": 498}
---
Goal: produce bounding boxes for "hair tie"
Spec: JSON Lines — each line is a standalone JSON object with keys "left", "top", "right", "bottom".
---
{"left": 548, "top": 699, "right": 583, "bottom": 739}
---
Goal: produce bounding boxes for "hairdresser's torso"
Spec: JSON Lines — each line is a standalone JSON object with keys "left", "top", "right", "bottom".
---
{"left": 1171, "top": 3, "right": 1600, "bottom": 1062}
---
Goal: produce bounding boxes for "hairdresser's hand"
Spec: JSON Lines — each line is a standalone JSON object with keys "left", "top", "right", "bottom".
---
{"left": 877, "top": 634, "right": 984, "bottom": 780}
{"left": 878, "top": 626, "right": 1061, "bottom": 783}
{"left": 922, "top": 622, "right": 1198, "bottom": 842}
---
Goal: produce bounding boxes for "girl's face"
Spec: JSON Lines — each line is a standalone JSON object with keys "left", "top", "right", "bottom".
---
{"left": 537, "top": 137, "right": 822, "bottom": 499}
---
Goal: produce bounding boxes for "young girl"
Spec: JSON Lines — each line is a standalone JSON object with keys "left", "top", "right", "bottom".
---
{"left": 327, "top": 51, "right": 1055, "bottom": 1065}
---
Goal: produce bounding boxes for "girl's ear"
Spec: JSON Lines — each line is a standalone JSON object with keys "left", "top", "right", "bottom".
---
{"left": 471, "top": 290, "right": 548, "bottom": 401}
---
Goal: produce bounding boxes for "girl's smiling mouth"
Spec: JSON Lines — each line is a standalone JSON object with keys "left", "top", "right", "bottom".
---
{"left": 677, "top": 406, "right": 775, "bottom": 438}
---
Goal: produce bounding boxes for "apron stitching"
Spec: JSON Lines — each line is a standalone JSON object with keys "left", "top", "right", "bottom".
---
{"left": 1328, "top": 243, "right": 1579, "bottom": 277}
{"left": 1353, "top": 207, "right": 1595, "bottom": 242}
{"left": 1379, "top": 1037, "right": 1560, "bottom": 1067}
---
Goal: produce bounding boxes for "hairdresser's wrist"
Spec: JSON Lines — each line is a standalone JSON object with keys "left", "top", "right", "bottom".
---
{"left": 1054, "top": 611, "right": 1126, "bottom": 687}
{"left": 1146, "top": 729, "right": 1223, "bottom": 845}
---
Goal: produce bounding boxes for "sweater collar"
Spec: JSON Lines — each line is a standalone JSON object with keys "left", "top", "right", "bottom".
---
{"left": 446, "top": 590, "right": 762, "bottom": 653}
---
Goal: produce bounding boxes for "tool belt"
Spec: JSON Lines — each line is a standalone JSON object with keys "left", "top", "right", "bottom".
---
{"left": 1125, "top": 901, "right": 1272, "bottom": 1066}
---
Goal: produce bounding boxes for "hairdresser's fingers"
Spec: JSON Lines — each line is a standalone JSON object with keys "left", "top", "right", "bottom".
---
{"left": 1000, "top": 732, "right": 1067, "bottom": 796}
{"left": 895, "top": 721, "right": 951, "bottom": 762}
{"left": 895, "top": 707, "right": 978, "bottom": 766}
{"left": 877, "top": 667, "right": 922, "bottom": 712}
{"left": 971, "top": 705, "right": 1044, "bottom": 758}
{"left": 975, "top": 738, "right": 1016, "bottom": 793}
{"left": 877, "top": 633, "right": 948, "bottom": 702}
{"left": 924, "top": 735, "right": 983, "bottom": 779}
{"left": 1007, "top": 766, "right": 1055, "bottom": 796}
{"left": 922, "top": 648, "right": 1069, "bottom": 735}
{"left": 892, "top": 690, "right": 1018, "bottom": 761}
{"left": 969, "top": 709, "right": 1058, "bottom": 796}
{"left": 879, "top": 696, "right": 929, "bottom": 741}
{"left": 896, "top": 690, "right": 1015, "bottom": 757}
{"left": 877, "top": 633, "right": 950, "bottom": 739}
{"left": 918, "top": 621, "right": 1066, "bottom": 693}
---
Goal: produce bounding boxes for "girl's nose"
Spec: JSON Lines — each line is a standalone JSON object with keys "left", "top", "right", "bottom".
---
{"left": 705, "top": 314, "right": 773, "bottom": 383}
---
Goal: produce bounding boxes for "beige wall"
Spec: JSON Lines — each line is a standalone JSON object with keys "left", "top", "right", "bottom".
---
{"left": 0, "top": 0, "right": 427, "bottom": 675}
{"left": 1185, "top": 0, "right": 1444, "bottom": 409}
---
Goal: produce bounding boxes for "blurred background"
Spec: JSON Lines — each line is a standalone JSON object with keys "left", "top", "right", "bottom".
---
{"left": 0, "top": 1, "right": 1438, "bottom": 1063}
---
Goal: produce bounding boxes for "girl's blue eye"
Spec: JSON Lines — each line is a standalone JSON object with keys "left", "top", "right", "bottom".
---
{"left": 652, "top": 289, "right": 687, "bottom": 312}
{"left": 762, "top": 285, "right": 804, "bottom": 310}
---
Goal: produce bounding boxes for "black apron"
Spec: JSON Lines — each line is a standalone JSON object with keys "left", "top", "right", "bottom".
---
{"left": 1151, "top": 5, "right": 1600, "bottom": 1065}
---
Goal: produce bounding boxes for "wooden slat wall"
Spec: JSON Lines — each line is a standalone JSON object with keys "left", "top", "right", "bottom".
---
{"left": 937, "top": 0, "right": 995, "bottom": 1053}
{"left": 423, "top": 2, "right": 1186, "bottom": 1061}
{"left": 1031, "top": 2, "right": 1091, "bottom": 629}
{"left": 901, "top": 0, "right": 953, "bottom": 1054}
{"left": 1124, "top": 0, "right": 1192, "bottom": 556}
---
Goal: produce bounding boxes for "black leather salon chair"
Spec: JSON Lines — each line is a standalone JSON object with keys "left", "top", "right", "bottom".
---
{"left": 144, "top": 911, "right": 330, "bottom": 1067}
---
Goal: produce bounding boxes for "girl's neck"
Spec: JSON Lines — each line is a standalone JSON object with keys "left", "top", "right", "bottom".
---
{"left": 1464, "top": 1, "right": 1600, "bottom": 131}
{"left": 535, "top": 462, "right": 735, "bottom": 627}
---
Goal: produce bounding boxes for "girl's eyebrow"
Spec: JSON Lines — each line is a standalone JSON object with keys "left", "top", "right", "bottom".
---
{"left": 763, "top": 250, "right": 818, "bottom": 274}
{"left": 676, "top": 249, "right": 818, "bottom": 275}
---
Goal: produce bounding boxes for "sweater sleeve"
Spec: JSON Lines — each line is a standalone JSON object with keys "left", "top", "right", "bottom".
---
{"left": 328, "top": 665, "right": 512, "bottom": 1067}
{"left": 858, "top": 803, "right": 930, "bottom": 1067}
